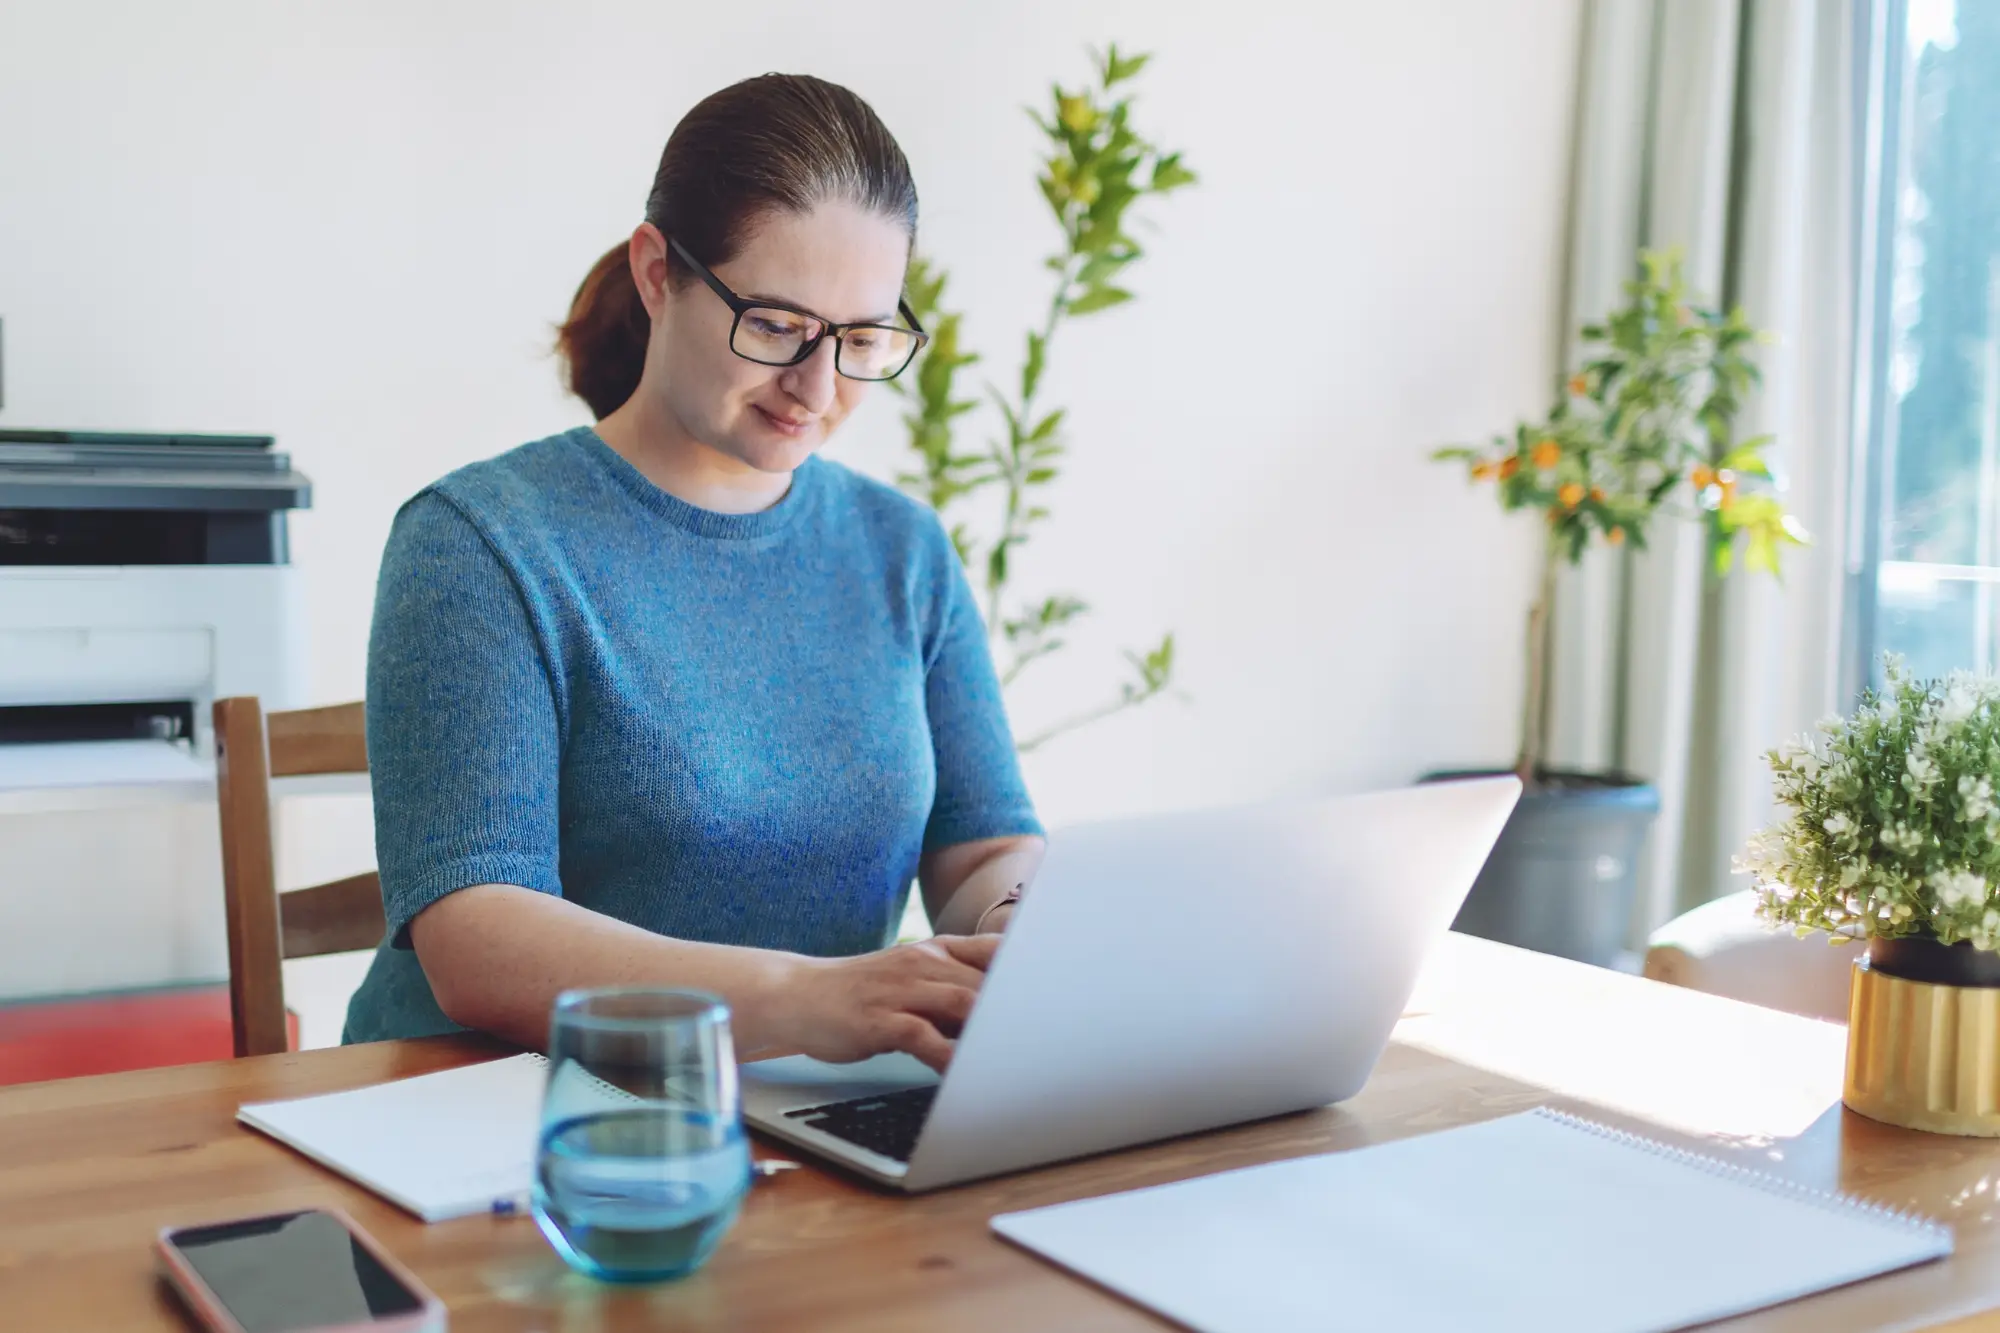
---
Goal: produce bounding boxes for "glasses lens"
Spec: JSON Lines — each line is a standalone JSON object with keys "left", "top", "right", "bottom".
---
{"left": 732, "top": 308, "right": 824, "bottom": 366}
{"left": 836, "top": 326, "right": 920, "bottom": 381}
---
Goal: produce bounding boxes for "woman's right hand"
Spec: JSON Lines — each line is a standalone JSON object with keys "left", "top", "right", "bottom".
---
{"left": 778, "top": 935, "right": 1001, "bottom": 1073}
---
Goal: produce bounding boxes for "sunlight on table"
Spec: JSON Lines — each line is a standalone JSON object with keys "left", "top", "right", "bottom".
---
{"left": 1401, "top": 934, "right": 1848, "bottom": 1142}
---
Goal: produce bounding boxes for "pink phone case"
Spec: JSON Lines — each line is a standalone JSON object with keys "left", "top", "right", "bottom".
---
{"left": 155, "top": 1207, "right": 447, "bottom": 1333}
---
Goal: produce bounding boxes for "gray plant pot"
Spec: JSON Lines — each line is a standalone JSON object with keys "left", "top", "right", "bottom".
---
{"left": 1425, "top": 770, "right": 1661, "bottom": 967}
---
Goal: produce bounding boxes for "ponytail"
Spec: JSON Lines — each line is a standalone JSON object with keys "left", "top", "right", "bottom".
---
{"left": 555, "top": 242, "right": 650, "bottom": 421}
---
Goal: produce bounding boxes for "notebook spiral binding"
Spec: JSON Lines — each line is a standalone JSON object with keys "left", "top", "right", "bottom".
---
{"left": 1533, "top": 1107, "right": 1953, "bottom": 1244}
{"left": 536, "top": 1052, "right": 654, "bottom": 1107}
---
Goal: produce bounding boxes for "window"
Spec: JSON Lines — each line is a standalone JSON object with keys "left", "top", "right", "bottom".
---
{"left": 1853, "top": 0, "right": 2000, "bottom": 685}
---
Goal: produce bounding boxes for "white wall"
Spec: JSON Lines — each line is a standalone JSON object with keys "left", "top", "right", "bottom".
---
{"left": 0, "top": 1, "right": 1582, "bottom": 991}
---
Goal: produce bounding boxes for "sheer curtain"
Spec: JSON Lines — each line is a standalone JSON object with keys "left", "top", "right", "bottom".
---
{"left": 1544, "top": 0, "right": 1863, "bottom": 941}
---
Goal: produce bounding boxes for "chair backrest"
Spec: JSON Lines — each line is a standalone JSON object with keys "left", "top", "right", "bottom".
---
{"left": 213, "top": 697, "right": 383, "bottom": 1057}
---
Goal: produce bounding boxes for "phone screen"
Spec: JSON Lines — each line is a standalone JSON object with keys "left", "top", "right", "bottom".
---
{"left": 166, "top": 1210, "right": 425, "bottom": 1333}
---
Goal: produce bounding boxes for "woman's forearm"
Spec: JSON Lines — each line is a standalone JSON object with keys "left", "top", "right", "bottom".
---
{"left": 408, "top": 884, "right": 809, "bottom": 1055}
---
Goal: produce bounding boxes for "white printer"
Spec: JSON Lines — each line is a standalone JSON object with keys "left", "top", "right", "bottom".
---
{"left": 0, "top": 429, "right": 311, "bottom": 757}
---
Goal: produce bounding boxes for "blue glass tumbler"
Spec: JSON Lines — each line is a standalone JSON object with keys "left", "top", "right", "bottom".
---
{"left": 532, "top": 988, "right": 750, "bottom": 1282}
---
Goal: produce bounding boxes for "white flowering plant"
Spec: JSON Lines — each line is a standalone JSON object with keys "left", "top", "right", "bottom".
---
{"left": 1739, "top": 661, "right": 2000, "bottom": 951}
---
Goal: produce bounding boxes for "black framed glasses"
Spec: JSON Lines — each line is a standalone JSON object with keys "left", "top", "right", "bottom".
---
{"left": 667, "top": 235, "right": 928, "bottom": 382}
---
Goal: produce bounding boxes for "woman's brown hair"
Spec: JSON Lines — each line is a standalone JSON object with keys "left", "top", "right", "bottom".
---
{"left": 555, "top": 74, "right": 918, "bottom": 420}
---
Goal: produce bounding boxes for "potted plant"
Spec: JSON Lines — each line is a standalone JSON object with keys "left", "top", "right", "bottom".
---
{"left": 1431, "top": 249, "right": 1806, "bottom": 966}
{"left": 1741, "top": 660, "right": 2000, "bottom": 1135}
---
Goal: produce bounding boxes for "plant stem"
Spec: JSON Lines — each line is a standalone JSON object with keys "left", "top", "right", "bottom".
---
{"left": 986, "top": 262, "right": 1075, "bottom": 637}
{"left": 999, "top": 642, "right": 1057, "bottom": 688}
{"left": 1017, "top": 682, "right": 1147, "bottom": 754}
{"left": 1516, "top": 530, "right": 1562, "bottom": 784}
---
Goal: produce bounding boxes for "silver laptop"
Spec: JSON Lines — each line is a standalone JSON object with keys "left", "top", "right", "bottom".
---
{"left": 741, "top": 776, "right": 1520, "bottom": 1192}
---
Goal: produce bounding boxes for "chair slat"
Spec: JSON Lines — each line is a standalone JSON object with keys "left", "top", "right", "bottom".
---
{"left": 266, "top": 702, "right": 368, "bottom": 778}
{"left": 280, "top": 872, "right": 388, "bottom": 959}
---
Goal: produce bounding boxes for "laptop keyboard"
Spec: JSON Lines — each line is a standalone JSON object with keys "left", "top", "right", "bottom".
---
{"left": 783, "top": 1085, "right": 938, "bottom": 1163}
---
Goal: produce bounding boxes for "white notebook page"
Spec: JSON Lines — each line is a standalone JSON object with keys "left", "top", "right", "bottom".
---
{"left": 238, "top": 1053, "right": 551, "bottom": 1222}
{"left": 992, "top": 1109, "right": 1951, "bottom": 1333}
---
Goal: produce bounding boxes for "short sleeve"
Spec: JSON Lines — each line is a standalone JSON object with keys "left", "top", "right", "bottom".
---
{"left": 367, "top": 492, "right": 565, "bottom": 946}
{"left": 920, "top": 543, "right": 1044, "bottom": 851}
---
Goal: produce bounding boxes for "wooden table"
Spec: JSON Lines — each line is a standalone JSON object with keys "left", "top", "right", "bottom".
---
{"left": 7, "top": 933, "right": 2000, "bottom": 1332}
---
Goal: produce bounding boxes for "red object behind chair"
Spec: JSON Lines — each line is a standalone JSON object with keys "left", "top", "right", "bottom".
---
{"left": 0, "top": 986, "right": 298, "bottom": 1087}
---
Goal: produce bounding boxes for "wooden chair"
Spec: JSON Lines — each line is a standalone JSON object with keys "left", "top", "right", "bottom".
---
{"left": 213, "top": 697, "right": 384, "bottom": 1057}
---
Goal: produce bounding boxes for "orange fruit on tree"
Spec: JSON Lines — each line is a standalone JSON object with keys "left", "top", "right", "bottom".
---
{"left": 1559, "top": 482, "right": 1585, "bottom": 509}
{"left": 1531, "top": 440, "right": 1561, "bottom": 470}
{"left": 1606, "top": 526, "right": 1626, "bottom": 546}
{"left": 1498, "top": 456, "right": 1520, "bottom": 480}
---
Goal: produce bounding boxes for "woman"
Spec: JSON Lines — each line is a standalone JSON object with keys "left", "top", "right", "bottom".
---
{"left": 342, "top": 74, "right": 1044, "bottom": 1073}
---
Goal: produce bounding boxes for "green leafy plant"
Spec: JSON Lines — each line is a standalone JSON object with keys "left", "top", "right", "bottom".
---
{"left": 891, "top": 44, "right": 1194, "bottom": 753}
{"left": 1432, "top": 249, "right": 1809, "bottom": 781}
{"left": 1739, "top": 660, "right": 2000, "bottom": 951}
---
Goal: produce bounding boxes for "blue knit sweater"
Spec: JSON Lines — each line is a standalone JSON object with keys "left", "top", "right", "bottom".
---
{"left": 342, "top": 427, "right": 1041, "bottom": 1043}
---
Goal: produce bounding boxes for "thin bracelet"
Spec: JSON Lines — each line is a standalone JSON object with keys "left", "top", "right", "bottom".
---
{"left": 973, "top": 884, "right": 1024, "bottom": 934}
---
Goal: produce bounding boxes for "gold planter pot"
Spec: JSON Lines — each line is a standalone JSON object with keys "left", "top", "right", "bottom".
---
{"left": 1846, "top": 957, "right": 2000, "bottom": 1136}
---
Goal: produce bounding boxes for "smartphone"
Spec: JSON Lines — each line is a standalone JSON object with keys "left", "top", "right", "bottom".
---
{"left": 156, "top": 1208, "right": 446, "bottom": 1333}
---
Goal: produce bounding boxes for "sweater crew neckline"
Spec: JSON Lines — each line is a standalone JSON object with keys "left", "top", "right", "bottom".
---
{"left": 577, "top": 426, "right": 820, "bottom": 541}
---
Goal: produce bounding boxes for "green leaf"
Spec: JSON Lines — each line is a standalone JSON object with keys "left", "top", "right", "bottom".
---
{"left": 989, "top": 387, "right": 1024, "bottom": 444}
{"left": 1092, "top": 175, "right": 1139, "bottom": 220}
{"left": 1026, "top": 467, "right": 1058, "bottom": 484}
{"left": 1077, "top": 250, "right": 1133, "bottom": 286}
{"left": 1032, "top": 595, "right": 1087, "bottom": 627}
{"left": 1150, "top": 152, "right": 1197, "bottom": 192}
{"left": 1105, "top": 46, "right": 1151, "bottom": 84}
{"left": 1067, "top": 285, "right": 1134, "bottom": 315}
{"left": 1030, "top": 408, "right": 1066, "bottom": 441}
{"left": 1021, "top": 331, "right": 1048, "bottom": 403}
{"left": 1718, "top": 436, "right": 1775, "bottom": 477}
{"left": 1120, "top": 632, "right": 1177, "bottom": 701}
{"left": 1074, "top": 221, "right": 1122, "bottom": 254}
{"left": 987, "top": 539, "right": 1011, "bottom": 590}
{"left": 1745, "top": 526, "right": 1779, "bottom": 576}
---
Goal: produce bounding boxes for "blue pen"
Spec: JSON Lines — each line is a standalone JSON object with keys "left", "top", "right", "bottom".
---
{"left": 489, "top": 1193, "right": 531, "bottom": 1217}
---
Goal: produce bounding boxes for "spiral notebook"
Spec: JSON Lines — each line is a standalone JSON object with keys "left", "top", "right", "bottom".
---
{"left": 237, "top": 1052, "right": 634, "bottom": 1223}
{"left": 992, "top": 1108, "right": 1951, "bottom": 1333}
